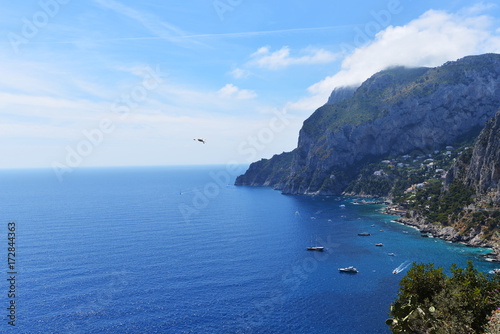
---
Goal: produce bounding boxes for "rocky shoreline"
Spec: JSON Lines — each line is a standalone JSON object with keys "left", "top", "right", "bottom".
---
{"left": 384, "top": 204, "right": 500, "bottom": 263}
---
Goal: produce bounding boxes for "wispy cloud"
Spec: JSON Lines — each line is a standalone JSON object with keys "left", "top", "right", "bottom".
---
{"left": 281, "top": 6, "right": 500, "bottom": 119}
{"left": 181, "top": 25, "right": 354, "bottom": 39}
{"left": 217, "top": 84, "right": 257, "bottom": 100}
{"left": 248, "top": 46, "right": 339, "bottom": 70}
{"left": 31, "top": 25, "right": 356, "bottom": 45}
{"left": 91, "top": 0, "right": 201, "bottom": 47}
{"left": 230, "top": 68, "right": 252, "bottom": 79}
{"left": 308, "top": 8, "right": 500, "bottom": 100}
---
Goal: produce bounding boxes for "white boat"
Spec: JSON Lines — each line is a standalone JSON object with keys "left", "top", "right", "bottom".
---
{"left": 339, "top": 266, "right": 358, "bottom": 273}
{"left": 306, "top": 236, "right": 324, "bottom": 251}
{"left": 306, "top": 246, "right": 324, "bottom": 251}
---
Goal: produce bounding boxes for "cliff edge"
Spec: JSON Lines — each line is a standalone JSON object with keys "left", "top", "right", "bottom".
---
{"left": 236, "top": 54, "right": 500, "bottom": 195}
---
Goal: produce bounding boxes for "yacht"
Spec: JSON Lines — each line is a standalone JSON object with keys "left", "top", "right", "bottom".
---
{"left": 339, "top": 266, "right": 358, "bottom": 273}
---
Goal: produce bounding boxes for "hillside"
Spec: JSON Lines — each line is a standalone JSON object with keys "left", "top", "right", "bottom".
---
{"left": 236, "top": 54, "right": 500, "bottom": 195}
{"left": 385, "top": 110, "right": 500, "bottom": 260}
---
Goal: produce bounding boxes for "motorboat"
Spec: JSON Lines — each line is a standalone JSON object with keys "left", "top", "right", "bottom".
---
{"left": 339, "top": 266, "right": 358, "bottom": 273}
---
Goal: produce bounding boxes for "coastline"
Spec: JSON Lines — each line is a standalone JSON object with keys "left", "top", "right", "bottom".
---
{"left": 383, "top": 203, "right": 500, "bottom": 263}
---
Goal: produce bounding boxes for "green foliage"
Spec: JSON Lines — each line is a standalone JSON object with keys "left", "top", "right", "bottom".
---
{"left": 236, "top": 150, "right": 294, "bottom": 185}
{"left": 301, "top": 57, "right": 496, "bottom": 142}
{"left": 344, "top": 175, "right": 392, "bottom": 196}
{"left": 301, "top": 66, "right": 432, "bottom": 140}
{"left": 405, "top": 180, "right": 474, "bottom": 225}
{"left": 387, "top": 261, "right": 500, "bottom": 333}
{"left": 459, "top": 147, "right": 473, "bottom": 165}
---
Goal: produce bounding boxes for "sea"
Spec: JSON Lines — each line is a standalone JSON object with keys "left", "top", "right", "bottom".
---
{"left": 0, "top": 165, "right": 497, "bottom": 334}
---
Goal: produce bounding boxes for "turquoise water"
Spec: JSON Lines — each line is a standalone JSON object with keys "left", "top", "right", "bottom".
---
{"left": 0, "top": 166, "right": 496, "bottom": 333}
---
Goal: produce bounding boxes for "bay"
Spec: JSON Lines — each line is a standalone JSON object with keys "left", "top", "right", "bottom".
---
{"left": 0, "top": 165, "right": 496, "bottom": 333}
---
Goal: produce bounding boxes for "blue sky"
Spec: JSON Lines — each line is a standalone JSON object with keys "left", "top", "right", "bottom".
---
{"left": 1, "top": 1, "right": 500, "bottom": 171}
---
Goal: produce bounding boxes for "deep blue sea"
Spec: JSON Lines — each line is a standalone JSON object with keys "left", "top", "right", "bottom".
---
{"left": 0, "top": 165, "right": 498, "bottom": 333}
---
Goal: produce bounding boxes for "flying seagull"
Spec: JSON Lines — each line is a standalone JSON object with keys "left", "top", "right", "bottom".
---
{"left": 193, "top": 138, "right": 206, "bottom": 144}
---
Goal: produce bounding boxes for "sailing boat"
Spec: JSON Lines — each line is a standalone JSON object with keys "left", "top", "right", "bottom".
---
{"left": 306, "top": 236, "right": 324, "bottom": 251}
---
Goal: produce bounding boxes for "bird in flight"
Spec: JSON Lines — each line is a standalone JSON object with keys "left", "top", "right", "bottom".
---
{"left": 193, "top": 138, "right": 206, "bottom": 144}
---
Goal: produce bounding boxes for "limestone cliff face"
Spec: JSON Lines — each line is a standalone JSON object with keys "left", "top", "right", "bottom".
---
{"left": 237, "top": 54, "right": 500, "bottom": 195}
{"left": 234, "top": 151, "right": 293, "bottom": 188}
{"left": 326, "top": 86, "right": 357, "bottom": 105}
{"left": 446, "top": 109, "right": 500, "bottom": 202}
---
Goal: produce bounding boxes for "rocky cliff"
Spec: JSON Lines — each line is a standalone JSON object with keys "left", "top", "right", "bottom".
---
{"left": 236, "top": 54, "right": 500, "bottom": 195}
{"left": 233, "top": 150, "right": 294, "bottom": 187}
{"left": 389, "top": 110, "right": 500, "bottom": 256}
{"left": 326, "top": 86, "right": 357, "bottom": 105}
{"left": 446, "top": 109, "right": 500, "bottom": 202}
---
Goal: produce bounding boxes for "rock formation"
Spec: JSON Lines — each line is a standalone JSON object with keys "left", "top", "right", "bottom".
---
{"left": 447, "top": 109, "right": 500, "bottom": 203}
{"left": 236, "top": 54, "right": 500, "bottom": 195}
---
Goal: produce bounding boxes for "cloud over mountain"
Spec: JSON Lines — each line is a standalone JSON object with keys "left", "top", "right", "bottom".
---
{"left": 309, "top": 8, "right": 500, "bottom": 97}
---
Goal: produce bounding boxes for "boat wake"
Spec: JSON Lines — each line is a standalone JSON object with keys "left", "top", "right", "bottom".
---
{"left": 393, "top": 260, "right": 411, "bottom": 274}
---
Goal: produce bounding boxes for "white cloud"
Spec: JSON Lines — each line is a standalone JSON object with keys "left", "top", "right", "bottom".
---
{"left": 217, "top": 84, "right": 257, "bottom": 100}
{"left": 91, "top": 0, "right": 203, "bottom": 48}
{"left": 459, "top": 2, "right": 498, "bottom": 16}
{"left": 249, "top": 46, "right": 339, "bottom": 70}
{"left": 230, "top": 68, "right": 251, "bottom": 79}
{"left": 307, "top": 8, "right": 500, "bottom": 100}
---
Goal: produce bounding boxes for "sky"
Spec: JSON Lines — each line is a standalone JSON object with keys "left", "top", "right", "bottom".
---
{"left": 2, "top": 0, "right": 500, "bottom": 172}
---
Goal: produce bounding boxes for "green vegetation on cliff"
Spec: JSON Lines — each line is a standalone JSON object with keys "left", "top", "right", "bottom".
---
{"left": 387, "top": 261, "right": 500, "bottom": 333}
{"left": 301, "top": 66, "right": 431, "bottom": 140}
{"left": 301, "top": 56, "right": 500, "bottom": 142}
{"left": 237, "top": 54, "right": 500, "bottom": 195}
{"left": 343, "top": 136, "right": 474, "bottom": 197}
{"left": 234, "top": 150, "right": 293, "bottom": 186}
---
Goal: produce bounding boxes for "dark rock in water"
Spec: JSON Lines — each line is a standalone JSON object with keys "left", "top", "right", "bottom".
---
{"left": 237, "top": 54, "right": 500, "bottom": 195}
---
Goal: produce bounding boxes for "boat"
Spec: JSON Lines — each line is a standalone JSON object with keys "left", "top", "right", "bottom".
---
{"left": 375, "top": 243, "right": 384, "bottom": 247}
{"left": 358, "top": 232, "right": 371, "bottom": 236}
{"left": 306, "top": 246, "right": 324, "bottom": 251}
{"left": 339, "top": 266, "right": 358, "bottom": 273}
{"left": 306, "top": 236, "right": 324, "bottom": 251}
